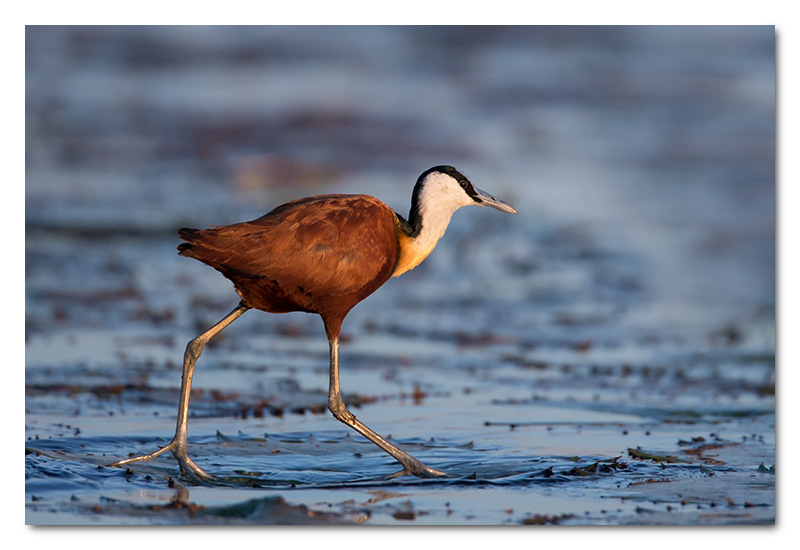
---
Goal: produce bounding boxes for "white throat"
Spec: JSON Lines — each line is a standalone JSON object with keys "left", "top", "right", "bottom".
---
{"left": 413, "top": 191, "right": 461, "bottom": 252}
{"left": 391, "top": 172, "right": 474, "bottom": 277}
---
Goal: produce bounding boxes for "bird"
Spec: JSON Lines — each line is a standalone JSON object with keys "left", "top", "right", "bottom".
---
{"left": 109, "top": 165, "right": 517, "bottom": 483}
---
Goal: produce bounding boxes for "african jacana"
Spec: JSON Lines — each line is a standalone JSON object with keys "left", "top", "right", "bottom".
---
{"left": 110, "top": 165, "right": 517, "bottom": 482}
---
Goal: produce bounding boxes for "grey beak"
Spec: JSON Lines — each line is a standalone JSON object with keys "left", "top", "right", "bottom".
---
{"left": 474, "top": 187, "right": 518, "bottom": 214}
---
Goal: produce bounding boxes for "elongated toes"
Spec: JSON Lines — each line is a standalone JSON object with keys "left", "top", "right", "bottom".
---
{"left": 387, "top": 462, "right": 447, "bottom": 479}
{"left": 415, "top": 465, "right": 447, "bottom": 478}
{"left": 177, "top": 455, "right": 219, "bottom": 484}
{"left": 107, "top": 451, "right": 163, "bottom": 468}
{"left": 107, "top": 441, "right": 176, "bottom": 468}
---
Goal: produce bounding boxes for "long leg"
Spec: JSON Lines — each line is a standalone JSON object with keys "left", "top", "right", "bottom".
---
{"left": 327, "top": 336, "right": 446, "bottom": 478}
{"left": 109, "top": 303, "right": 250, "bottom": 483}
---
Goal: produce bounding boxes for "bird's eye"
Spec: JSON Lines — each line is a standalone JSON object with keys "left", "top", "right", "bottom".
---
{"left": 459, "top": 180, "right": 469, "bottom": 190}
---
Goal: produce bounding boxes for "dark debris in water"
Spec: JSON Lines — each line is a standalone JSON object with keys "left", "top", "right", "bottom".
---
{"left": 628, "top": 448, "right": 691, "bottom": 464}
{"left": 522, "top": 513, "right": 575, "bottom": 525}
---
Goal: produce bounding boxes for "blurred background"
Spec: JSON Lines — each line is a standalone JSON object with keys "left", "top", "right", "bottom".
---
{"left": 25, "top": 26, "right": 775, "bottom": 525}
{"left": 26, "top": 25, "right": 774, "bottom": 336}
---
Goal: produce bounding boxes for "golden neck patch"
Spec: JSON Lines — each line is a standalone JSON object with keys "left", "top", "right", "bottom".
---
{"left": 392, "top": 229, "right": 438, "bottom": 277}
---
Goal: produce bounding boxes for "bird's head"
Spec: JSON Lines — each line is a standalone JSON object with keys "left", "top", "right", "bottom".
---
{"left": 411, "top": 165, "right": 518, "bottom": 222}
{"left": 392, "top": 165, "right": 518, "bottom": 277}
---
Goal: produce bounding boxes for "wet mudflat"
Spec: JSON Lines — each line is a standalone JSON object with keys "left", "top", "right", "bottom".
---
{"left": 25, "top": 26, "right": 775, "bottom": 525}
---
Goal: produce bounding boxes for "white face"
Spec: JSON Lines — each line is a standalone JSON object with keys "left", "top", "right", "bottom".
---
{"left": 416, "top": 168, "right": 518, "bottom": 217}
{"left": 417, "top": 171, "right": 478, "bottom": 214}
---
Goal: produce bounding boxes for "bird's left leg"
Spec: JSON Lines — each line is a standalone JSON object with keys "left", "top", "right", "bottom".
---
{"left": 108, "top": 303, "right": 250, "bottom": 483}
{"left": 326, "top": 336, "right": 447, "bottom": 479}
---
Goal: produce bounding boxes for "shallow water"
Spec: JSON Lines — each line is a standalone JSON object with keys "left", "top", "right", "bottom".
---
{"left": 25, "top": 26, "right": 775, "bottom": 525}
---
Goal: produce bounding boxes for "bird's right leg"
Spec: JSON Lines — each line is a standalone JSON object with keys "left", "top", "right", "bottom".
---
{"left": 326, "top": 335, "right": 447, "bottom": 479}
{"left": 108, "top": 303, "right": 250, "bottom": 484}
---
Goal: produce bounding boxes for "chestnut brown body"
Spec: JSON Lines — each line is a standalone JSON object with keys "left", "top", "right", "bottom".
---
{"left": 178, "top": 194, "right": 400, "bottom": 339}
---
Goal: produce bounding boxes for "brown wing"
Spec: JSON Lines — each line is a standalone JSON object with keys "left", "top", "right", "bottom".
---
{"left": 178, "top": 194, "right": 400, "bottom": 324}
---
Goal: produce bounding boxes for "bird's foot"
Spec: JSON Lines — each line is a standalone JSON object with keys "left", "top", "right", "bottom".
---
{"left": 387, "top": 459, "right": 448, "bottom": 479}
{"left": 107, "top": 438, "right": 219, "bottom": 485}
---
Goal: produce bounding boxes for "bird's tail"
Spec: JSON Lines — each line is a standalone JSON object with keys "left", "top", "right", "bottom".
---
{"left": 177, "top": 227, "right": 201, "bottom": 257}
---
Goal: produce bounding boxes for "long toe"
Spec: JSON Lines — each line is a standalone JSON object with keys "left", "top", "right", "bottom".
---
{"left": 422, "top": 466, "right": 448, "bottom": 478}
{"left": 387, "top": 461, "right": 448, "bottom": 479}
{"left": 177, "top": 454, "right": 220, "bottom": 485}
{"left": 107, "top": 442, "right": 175, "bottom": 468}
{"left": 412, "top": 465, "right": 448, "bottom": 478}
